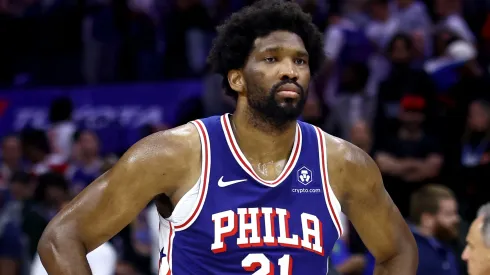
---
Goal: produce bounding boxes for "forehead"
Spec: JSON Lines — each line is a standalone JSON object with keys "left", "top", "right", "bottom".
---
{"left": 468, "top": 218, "right": 484, "bottom": 243}
{"left": 438, "top": 198, "right": 456, "bottom": 210}
{"left": 2, "top": 136, "right": 19, "bottom": 145}
{"left": 252, "top": 31, "right": 306, "bottom": 53}
{"left": 80, "top": 131, "right": 97, "bottom": 140}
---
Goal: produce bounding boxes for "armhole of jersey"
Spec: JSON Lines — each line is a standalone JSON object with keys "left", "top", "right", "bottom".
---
{"left": 314, "top": 126, "right": 344, "bottom": 240}
{"left": 170, "top": 120, "right": 211, "bottom": 231}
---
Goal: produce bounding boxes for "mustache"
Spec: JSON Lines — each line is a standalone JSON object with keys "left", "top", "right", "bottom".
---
{"left": 271, "top": 79, "right": 305, "bottom": 95}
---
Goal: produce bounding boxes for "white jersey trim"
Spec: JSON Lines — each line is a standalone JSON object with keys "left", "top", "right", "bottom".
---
{"left": 168, "top": 120, "right": 211, "bottom": 231}
{"left": 221, "top": 114, "right": 302, "bottom": 187}
{"left": 314, "top": 127, "right": 343, "bottom": 239}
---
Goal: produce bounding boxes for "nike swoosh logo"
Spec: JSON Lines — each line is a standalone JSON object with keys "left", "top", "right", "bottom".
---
{"left": 218, "top": 176, "right": 247, "bottom": 187}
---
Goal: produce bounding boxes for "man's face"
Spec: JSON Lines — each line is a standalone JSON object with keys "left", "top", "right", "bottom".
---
{"left": 399, "top": 110, "right": 424, "bottom": 131}
{"left": 433, "top": 198, "right": 460, "bottom": 241}
{"left": 10, "top": 180, "right": 34, "bottom": 201}
{"left": 468, "top": 102, "right": 489, "bottom": 132}
{"left": 462, "top": 217, "right": 490, "bottom": 275}
{"left": 79, "top": 131, "right": 99, "bottom": 157}
{"left": 391, "top": 39, "right": 411, "bottom": 64}
{"left": 235, "top": 31, "right": 311, "bottom": 127}
{"left": 1, "top": 136, "right": 21, "bottom": 164}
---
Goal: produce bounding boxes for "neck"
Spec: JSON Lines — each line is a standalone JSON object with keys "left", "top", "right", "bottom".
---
{"left": 231, "top": 108, "right": 297, "bottom": 163}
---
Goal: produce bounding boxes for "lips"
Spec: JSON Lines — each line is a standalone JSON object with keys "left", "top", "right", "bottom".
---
{"left": 276, "top": 84, "right": 300, "bottom": 94}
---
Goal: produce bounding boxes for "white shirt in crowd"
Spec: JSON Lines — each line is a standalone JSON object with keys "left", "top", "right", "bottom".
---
{"left": 441, "top": 14, "right": 475, "bottom": 43}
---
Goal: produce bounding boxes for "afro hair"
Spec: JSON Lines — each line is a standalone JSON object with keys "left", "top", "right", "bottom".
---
{"left": 207, "top": 0, "right": 325, "bottom": 99}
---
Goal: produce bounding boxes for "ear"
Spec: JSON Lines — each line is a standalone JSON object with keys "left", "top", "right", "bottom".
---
{"left": 227, "top": 69, "right": 245, "bottom": 95}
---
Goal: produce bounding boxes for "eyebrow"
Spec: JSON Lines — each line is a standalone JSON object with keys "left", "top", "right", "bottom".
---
{"left": 260, "top": 46, "right": 309, "bottom": 58}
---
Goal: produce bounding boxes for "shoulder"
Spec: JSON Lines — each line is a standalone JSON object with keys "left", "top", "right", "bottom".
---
{"left": 123, "top": 123, "right": 200, "bottom": 165}
{"left": 101, "top": 122, "right": 203, "bottom": 197}
{"left": 115, "top": 123, "right": 202, "bottom": 191}
{"left": 322, "top": 132, "right": 382, "bottom": 203}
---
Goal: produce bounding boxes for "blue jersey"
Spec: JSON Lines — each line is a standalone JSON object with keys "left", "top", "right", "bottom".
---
{"left": 158, "top": 114, "right": 343, "bottom": 275}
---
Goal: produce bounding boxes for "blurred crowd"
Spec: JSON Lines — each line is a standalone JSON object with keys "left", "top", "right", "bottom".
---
{"left": 1, "top": 0, "right": 490, "bottom": 274}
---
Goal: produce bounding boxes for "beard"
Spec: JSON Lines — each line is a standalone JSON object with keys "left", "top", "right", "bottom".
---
{"left": 401, "top": 121, "right": 422, "bottom": 132}
{"left": 433, "top": 221, "right": 459, "bottom": 242}
{"left": 246, "top": 79, "right": 307, "bottom": 130}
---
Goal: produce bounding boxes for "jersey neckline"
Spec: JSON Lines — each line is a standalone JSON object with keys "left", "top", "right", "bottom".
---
{"left": 220, "top": 114, "right": 302, "bottom": 187}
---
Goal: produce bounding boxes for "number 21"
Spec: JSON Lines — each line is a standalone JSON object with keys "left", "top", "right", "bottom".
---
{"left": 242, "top": 253, "right": 292, "bottom": 275}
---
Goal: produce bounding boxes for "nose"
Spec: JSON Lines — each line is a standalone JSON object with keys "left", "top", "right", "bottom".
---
{"left": 461, "top": 246, "right": 469, "bottom": 261}
{"left": 278, "top": 59, "right": 299, "bottom": 82}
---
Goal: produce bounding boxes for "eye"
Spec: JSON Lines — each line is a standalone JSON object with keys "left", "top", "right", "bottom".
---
{"left": 295, "top": 58, "right": 307, "bottom": 65}
{"left": 264, "top": 57, "right": 276, "bottom": 63}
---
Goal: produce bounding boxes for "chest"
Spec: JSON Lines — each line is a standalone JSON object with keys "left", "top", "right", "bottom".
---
{"left": 191, "top": 164, "right": 339, "bottom": 258}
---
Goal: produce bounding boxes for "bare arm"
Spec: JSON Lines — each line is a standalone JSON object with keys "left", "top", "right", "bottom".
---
{"left": 403, "top": 154, "right": 443, "bottom": 182}
{"left": 38, "top": 124, "right": 201, "bottom": 275}
{"left": 327, "top": 136, "right": 418, "bottom": 275}
{"left": 375, "top": 152, "right": 409, "bottom": 176}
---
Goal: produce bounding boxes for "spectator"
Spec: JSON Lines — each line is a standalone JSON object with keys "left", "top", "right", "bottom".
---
{"left": 434, "top": 0, "right": 475, "bottom": 43}
{"left": 461, "top": 203, "right": 490, "bottom": 275}
{"left": 202, "top": 73, "right": 235, "bottom": 117}
{"left": 9, "top": 171, "right": 47, "bottom": 259}
{"left": 0, "top": 220, "right": 23, "bottom": 275}
{"left": 162, "top": 0, "right": 213, "bottom": 79}
{"left": 424, "top": 41, "right": 487, "bottom": 179}
{"left": 409, "top": 184, "right": 461, "bottom": 275}
{"left": 33, "top": 172, "right": 71, "bottom": 221}
{"left": 48, "top": 97, "right": 77, "bottom": 162}
{"left": 390, "top": 0, "right": 432, "bottom": 57}
{"left": 459, "top": 100, "right": 490, "bottom": 220}
{"left": 326, "top": 63, "right": 374, "bottom": 139}
{"left": 375, "top": 94, "right": 443, "bottom": 216}
{"left": 425, "top": 40, "right": 483, "bottom": 106}
{"left": 21, "top": 129, "right": 66, "bottom": 176}
{"left": 350, "top": 120, "right": 373, "bottom": 155}
{"left": 322, "top": 12, "right": 372, "bottom": 105}
{"left": 374, "top": 33, "right": 436, "bottom": 138}
{"left": 0, "top": 135, "right": 23, "bottom": 190}
{"left": 365, "top": 0, "right": 399, "bottom": 97}
{"left": 130, "top": 208, "right": 153, "bottom": 274}
{"left": 0, "top": 0, "right": 488, "bottom": 273}
{"left": 67, "top": 130, "right": 103, "bottom": 196}
{"left": 330, "top": 238, "right": 367, "bottom": 274}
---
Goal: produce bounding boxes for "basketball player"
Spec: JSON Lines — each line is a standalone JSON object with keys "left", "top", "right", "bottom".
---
{"left": 38, "top": 1, "right": 417, "bottom": 274}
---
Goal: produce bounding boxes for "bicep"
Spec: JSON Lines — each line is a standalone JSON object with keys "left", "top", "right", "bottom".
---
{"left": 47, "top": 133, "right": 187, "bottom": 252}
{"left": 342, "top": 153, "right": 412, "bottom": 263}
{"left": 63, "top": 166, "right": 158, "bottom": 251}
